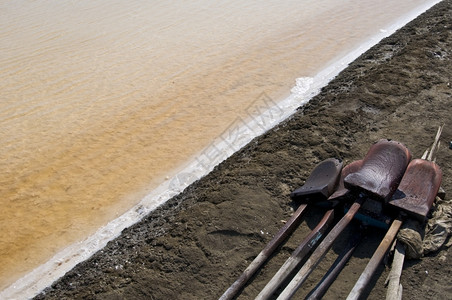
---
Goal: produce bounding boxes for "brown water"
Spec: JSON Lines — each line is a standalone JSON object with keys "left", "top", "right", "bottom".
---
{"left": 0, "top": 0, "right": 438, "bottom": 292}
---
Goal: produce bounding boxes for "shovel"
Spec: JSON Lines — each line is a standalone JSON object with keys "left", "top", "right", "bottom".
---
{"left": 346, "top": 158, "right": 442, "bottom": 300}
{"left": 385, "top": 125, "right": 443, "bottom": 300}
{"left": 219, "top": 158, "right": 343, "bottom": 300}
{"left": 276, "top": 139, "right": 411, "bottom": 300}
{"left": 326, "top": 160, "right": 363, "bottom": 205}
{"left": 255, "top": 160, "right": 363, "bottom": 300}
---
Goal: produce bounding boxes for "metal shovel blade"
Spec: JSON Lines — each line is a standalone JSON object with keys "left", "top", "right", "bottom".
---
{"left": 388, "top": 158, "right": 443, "bottom": 221}
{"left": 344, "top": 139, "right": 412, "bottom": 201}
{"left": 291, "top": 158, "right": 343, "bottom": 202}
{"left": 328, "top": 160, "right": 363, "bottom": 202}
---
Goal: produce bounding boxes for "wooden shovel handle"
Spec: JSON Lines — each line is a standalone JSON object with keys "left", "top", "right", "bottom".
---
{"left": 219, "top": 203, "right": 308, "bottom": 300}
{"left": 221, "top": 158, "right": 343, "bottom": 299}
{"left": 346, "top": 217, "right": 403, "bottom": 300}
{"left": 385, "top": 241, "right": 405, "bottom": 300}
{"left": 277, "top": 199, "right": 364, "bottom": 300}
{"left": 306, "top": 228, "right": 363, "bottom": 300}
{"left": 255, "top": 209, "right": 335, "bottom": 300}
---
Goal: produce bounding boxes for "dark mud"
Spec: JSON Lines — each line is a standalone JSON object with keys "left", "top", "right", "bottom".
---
{"left": 36, "top": 1, "right": 452, "bottom": 299}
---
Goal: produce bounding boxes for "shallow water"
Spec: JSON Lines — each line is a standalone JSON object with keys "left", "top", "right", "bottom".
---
{"left": 0, "top": 0, "right": 438, "bottom": 292}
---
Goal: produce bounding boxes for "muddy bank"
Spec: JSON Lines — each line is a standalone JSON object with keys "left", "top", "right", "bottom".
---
{"left": 36, "top": 1, "right": 451, "bottom": 299}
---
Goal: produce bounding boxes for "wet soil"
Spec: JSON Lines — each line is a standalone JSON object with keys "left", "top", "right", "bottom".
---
{"left": 36, "top": 1, "right": 452, "bottom": 299}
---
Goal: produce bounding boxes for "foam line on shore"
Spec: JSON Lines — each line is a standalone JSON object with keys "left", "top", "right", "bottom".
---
{"left": 0, "top": 1, "right": 441, "bottom": 299}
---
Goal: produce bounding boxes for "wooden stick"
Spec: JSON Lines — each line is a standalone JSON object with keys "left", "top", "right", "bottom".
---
{"left": 276, "top": 200, "right": 364, "bottom": 300}
{"left": 346, "top": 217, "right": 403, "bottom": 300}
{"left": 421, "top": 149, "right": 429, "bottom": 160}
{"left": 385, "top": 241, "right": 406, "bottom": 300}
{"left": 305, "top": 228, "right": 363, "bottom": 300}
{"left": 397, "top": 284, "right": 403, "bottom": 300}
{"left": 255, "top": 209, "right": 334, "bottom": 300}
{"left": 219, "top": 204, "right": 308, "bottom": 300}
{"left": 427, "top": 125, "right": 443, "bottom": 161}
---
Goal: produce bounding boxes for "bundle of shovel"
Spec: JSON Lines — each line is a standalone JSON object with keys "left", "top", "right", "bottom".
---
{"left": 220, "top": 131, "right": 443, "bottom": 300}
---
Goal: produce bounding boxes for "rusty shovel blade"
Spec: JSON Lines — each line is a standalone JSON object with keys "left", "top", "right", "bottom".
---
{"left": 344, "top": 139, "right": 412, "bottom": 201}
{"left": 388, "top": 158, "right": 443, "bottom": 221}
{"left": 291, "top": 158, "right": 343, "bottom": 202}
{"left": 327, "top": 160, "right": 364, "bottom": 203}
